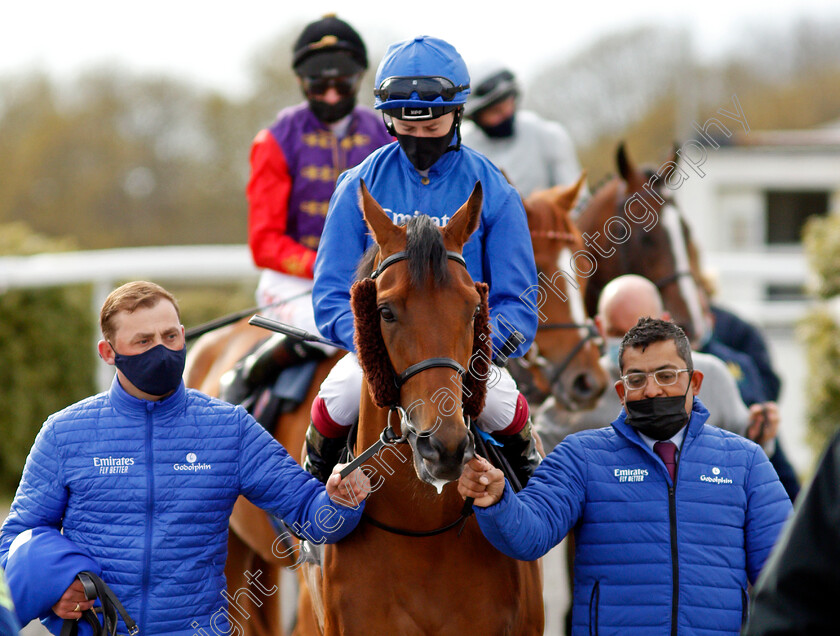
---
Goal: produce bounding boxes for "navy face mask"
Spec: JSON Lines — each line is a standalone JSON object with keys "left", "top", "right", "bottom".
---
{"left": 111, "top": 343, "right": 186, "bottom": 396}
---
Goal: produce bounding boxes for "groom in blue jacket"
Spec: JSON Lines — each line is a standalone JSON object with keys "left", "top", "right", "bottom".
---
{"left": 459, "top": 316, "right": 792, "bottom": 635}
{"left": 0, "top": 280, "right": 369, "bottom": 635}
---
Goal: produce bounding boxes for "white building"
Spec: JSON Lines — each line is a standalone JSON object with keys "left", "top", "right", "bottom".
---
{"left": 675, "top": 119, "right": 840, "bottom": 474}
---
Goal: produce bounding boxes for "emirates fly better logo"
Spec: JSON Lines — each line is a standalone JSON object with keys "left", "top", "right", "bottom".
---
{"left": 93, "top": 456, "right": 135, "bottom": 475}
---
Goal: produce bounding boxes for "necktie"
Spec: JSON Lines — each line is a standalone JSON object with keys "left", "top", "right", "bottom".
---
{"left": 654, "top": 441, "right": 678, "bottom": 482}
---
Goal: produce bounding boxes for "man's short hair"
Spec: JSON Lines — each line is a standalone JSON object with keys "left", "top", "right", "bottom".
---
{"left": 100, "top": 281, "right": 180, "bottom": 342}
{"left": 619, "top": 316, "right": 693, "bottom": 372}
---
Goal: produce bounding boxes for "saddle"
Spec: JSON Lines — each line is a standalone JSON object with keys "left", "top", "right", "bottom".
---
{"left": 219, "top": 333, "right": 323, "bottom": 433}
{"left": 248, "top": 358, "right": 319, "bottom": 432}
{"left": 59, "top": 572, "right": 137, "bottom": 636}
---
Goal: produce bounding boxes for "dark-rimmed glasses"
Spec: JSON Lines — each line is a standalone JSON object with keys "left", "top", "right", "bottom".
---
{"left": 374, "top": 76, "right": 468, "bottom": 102}
{"left": 620, "top": 368, "right": 691, "bottom": 391}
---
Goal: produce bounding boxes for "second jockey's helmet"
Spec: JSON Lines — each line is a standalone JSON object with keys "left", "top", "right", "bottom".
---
{"left": 374, "top": 36, "right": 470, "bottom": 120}
{"left": 464, "top": 61, "right": 519, "bottom": 119}
{"left": 293, "top": 14, "right": 368, "bottom": 78}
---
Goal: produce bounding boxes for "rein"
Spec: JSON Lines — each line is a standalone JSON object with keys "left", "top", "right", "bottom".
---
{"left": 59, "top": 572, "right": 138, "bottom": 636}
{"left": 339, "top": 248, "right": 477, "bottom": 538}
{"left": 339, "top": 408, "right": 476, "bottom": 538}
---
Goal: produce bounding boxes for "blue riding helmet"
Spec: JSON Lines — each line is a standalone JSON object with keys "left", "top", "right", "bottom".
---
{"left": 374, "top": 36, "right": 470, "bottom": 115}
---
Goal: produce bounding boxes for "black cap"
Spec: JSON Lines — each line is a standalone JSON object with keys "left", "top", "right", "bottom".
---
{"left": 293, "top": 14, "right": 367, "bottom": 78}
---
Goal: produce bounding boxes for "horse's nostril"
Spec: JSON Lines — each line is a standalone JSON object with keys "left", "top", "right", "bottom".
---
{"left": 416, "top": 432, "right": 471, "bottom": 467}
{"left": 568, "top": 373, "right": 593, "bottom": 398}
{"left": 415, "top": 434, "right": 440, "bottom": 463}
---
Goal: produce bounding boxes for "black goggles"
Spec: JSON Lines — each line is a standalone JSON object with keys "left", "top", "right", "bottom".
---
{"left": 374, "top": 76, "right": 469, "bottom": 102}
{"left": 302, "top": 75, "right": 361, "bottom": 97}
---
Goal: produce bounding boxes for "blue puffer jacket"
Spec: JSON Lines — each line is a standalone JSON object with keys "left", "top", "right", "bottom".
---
{"left": 475, "top": 399, "right": 792, "bottom": 635}
{"left": 312, "top": 140, "right": 538, "bottom": 358}
{"left": 0, "top": 379, "right": 363, "bottom": 635}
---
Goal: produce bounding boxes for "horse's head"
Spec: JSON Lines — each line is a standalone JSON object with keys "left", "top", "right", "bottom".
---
{"left": 351, "top": 181, "right": 490, "bottom": 488}
{"left": 520, "top": 174, "right": 608, "bottom": 410}
{"left": 579, "top": 144, "right": 706, "bottom": 343}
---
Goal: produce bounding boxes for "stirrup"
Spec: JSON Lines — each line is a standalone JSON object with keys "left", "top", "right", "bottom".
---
{"left": 492, "top": 420, "right": 542, "bottom": 490}
{"left": 303, "top": 422, "right": 349, "bottom": 484}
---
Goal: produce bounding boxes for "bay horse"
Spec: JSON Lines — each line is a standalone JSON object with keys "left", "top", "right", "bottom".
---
{"left": 185, "top": 317, "right": 342, "bottom": 636}
{"left": 575, "top": 143, "right": 706, "bottom": 342}
{"left": 300, "top": 181, "right": 543, "bottom": 635}
{"left": 512, "top": 173, "right": 608, "bottom": 412}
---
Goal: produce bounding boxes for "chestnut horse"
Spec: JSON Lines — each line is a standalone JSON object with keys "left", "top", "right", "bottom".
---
{"left": 297, "top": 182, "right": 543, "bottom": 635}
{"left": 575, "top": 143, "right": 706, "bottom": 342}
{"left": 512, "top": 173, "right": 608, "bottom": 412}
{"left": 185, "top": 319, "right": 341, "bottom": 636}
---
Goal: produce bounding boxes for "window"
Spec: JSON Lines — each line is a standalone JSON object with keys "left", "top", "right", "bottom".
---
{"left": 765, "top": 190, "right": 830, "bottom": 244}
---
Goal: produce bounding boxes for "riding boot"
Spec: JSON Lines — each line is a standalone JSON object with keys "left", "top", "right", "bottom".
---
{"left": 303, "top": 421, "right": 349, "bottom": 484}
{"left": 492, "top": 418, "right": 542, "bottom": 491}
{"left": 219, "top": 333, "right": 324, "bottom": 406}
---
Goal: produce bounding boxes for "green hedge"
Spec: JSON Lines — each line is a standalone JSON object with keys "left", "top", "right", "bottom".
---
{"left": 0, "top": 224, "right": 256, "bottom": 496}
{"left": 801, "top": 214, "right": 840, "bottom": 456}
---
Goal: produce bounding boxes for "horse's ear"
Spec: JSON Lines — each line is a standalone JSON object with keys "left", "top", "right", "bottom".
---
{"left": 359, "top": 179, "right": 402, "bottom": 249}
{"left": 669, "top": 141, "right": 680, "bottom": 164}
{"left": 552, "top": 171, "right": 588, "bottom": 213}
{"left": 442, "top": 182, "right": 483, "bottom": 250}
{"left": 616, "top": 142, "right": 633, "bottom": 182}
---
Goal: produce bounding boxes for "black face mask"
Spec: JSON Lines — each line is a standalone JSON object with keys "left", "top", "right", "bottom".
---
{"left": 395, "top": 118, "right": 458, "bottom": 171}
{"left": 478, "top": 114, "right": 515, "bottom": 138}
{"left": 308, "top": 96, "right": 356, "bottom": 124}
{"left": 625, "top": 374, "right": 693, "bottom": 441}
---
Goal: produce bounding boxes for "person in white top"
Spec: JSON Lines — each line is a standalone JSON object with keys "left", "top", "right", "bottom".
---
{"left": 460, "top": 61, "right": 585, "bottom": 198}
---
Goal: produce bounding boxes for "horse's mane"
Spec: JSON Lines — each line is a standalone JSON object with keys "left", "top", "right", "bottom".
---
{"left": 406, "top": 215, "right": 450, "bottom": 287}
{"left": 590, "top": 172, "right": 616, "bottom": 196}
{"left": 356, "top": 245, "right": 378, "bottom": 280}
{"left": 355, "top": 215, "right": 450, "bottom": 286}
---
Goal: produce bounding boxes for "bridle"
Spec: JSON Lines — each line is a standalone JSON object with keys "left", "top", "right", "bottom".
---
{"left": 518, "top": 320, "right": 601, "bottom": 407}
{"left": 520, "top": 226, "right": 602, "bottom": 406}
{"left": 369, "top": 249, "right": 470, "bottom": 392}
{"left": 612, "top": 180, "right": 695, "bottom": 292}
{"left": 342, "top": 248, "right": 477, "bottom": 537}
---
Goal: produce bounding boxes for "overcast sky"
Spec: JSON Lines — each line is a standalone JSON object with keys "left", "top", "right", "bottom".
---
{"left": 3, "top": 0, "right": 839, "bottom": 97}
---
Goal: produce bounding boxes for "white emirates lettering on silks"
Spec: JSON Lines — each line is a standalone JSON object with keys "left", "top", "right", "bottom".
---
{"left": 557, "top": 247, "right": 589, "bottom": 339}
{"left": 661, "top": 204, "right": 705, "bottom": 337}
{"left": 614, "top": 468, "right": 649, "bottom": 483}
{"left": 388, "top": 208, "right": 451, "bottom": 228}
{"left": 93, "top": 456, "right": 136, "bottom": 475}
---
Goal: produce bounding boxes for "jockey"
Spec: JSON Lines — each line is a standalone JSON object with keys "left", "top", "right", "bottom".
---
{"left": 460, "top": 61, "right": 585, "bottom": 199}
{"left": 307, "top": 35, "right": 541, "bottom": 487}
{"left": 220, "top": 14, "right": 392, "bottom": 413}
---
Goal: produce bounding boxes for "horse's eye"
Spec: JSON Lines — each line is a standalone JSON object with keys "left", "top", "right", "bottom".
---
{"left": 379, "top": 306, "right": 396, "bottom": 323}
{"left": 473, "top": 304, "right": 481, "bottom": 317}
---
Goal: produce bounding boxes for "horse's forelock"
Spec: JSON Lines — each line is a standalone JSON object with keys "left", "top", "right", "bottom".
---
{"left": 406, "top": 215, "right": 449, "bottom": 287}
{"left": 356, "top": 245, "right": 379, "bottom": 280}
